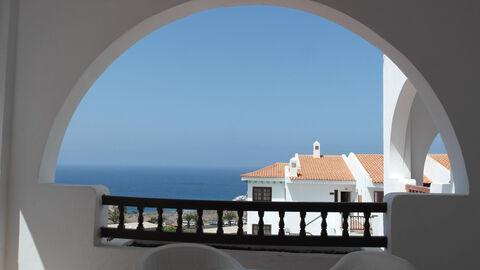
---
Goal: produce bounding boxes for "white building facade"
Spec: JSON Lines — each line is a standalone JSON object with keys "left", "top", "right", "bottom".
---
{"left": 242, "top": 142, "right": 451, "bottom": 237}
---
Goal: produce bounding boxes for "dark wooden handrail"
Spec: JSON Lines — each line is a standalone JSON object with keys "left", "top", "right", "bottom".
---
{"left": 101, "top": 195, "right": 388, "bottom": 247}
{"left": 102, "top": 195, "right": 387, "bottom": 212}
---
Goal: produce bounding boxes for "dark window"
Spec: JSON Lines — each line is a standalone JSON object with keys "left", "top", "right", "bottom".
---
{"left": 252, "top": 224, "right": 272, "bottom": 235}
{"left": 374, "top": 191, "right": 384, "bottom": 203}
{"left": 315, "top": 145, "right": 319, "bottom": 150}
{"left": 340, "top": 191, "right": 351, "bottom": 202}
{"left": 253, "top": 187, "right": 272, "bottom": 201}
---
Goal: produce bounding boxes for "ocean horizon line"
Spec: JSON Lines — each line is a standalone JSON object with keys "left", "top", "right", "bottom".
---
{"left": 56, "top": 163, "right": 258, "bottom": 171}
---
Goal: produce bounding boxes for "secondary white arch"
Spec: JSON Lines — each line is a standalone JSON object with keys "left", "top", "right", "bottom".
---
{"left": 384, "top": 58, "right": 463, "bottom": 194}
{"left": 385, "top": 76, "right": 445, "bottom": 190}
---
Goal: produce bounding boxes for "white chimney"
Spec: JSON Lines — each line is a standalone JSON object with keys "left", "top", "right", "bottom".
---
{"left": 313, "top": 141, "right": 320, "bottom": 158}
{"left": 289, "top": 154, "right": 300, "bottom": 177}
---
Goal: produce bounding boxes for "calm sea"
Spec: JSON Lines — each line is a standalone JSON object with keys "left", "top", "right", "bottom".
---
{"left": 55, "top": 165, "right": 249, "bottom": 201}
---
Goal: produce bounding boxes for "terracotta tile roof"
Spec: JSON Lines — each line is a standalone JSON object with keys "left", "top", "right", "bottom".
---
{"left": 428, "top": 154, "right": 450, "bottom": 170}
{"left": 241, "top": 153, "right": 443, "bottom": 183}
{"left": 291, "top": 155, "right": 355, "bottom": 181}
{"left": 406, "top": 184, "right": 430, "bottom": 193}
{"left": 356, "top": 154, "right": 432, "bottom": 184}
{"left": 356, "top": 154, "right": 384, "bottom": 183}
{"left": 241, "top": 162, "right": 287, "bottom": 178}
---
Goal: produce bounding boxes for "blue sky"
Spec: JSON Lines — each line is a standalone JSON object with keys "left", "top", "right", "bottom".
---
{"left": 57, "top": 6, "right": 445, "bottom": 168}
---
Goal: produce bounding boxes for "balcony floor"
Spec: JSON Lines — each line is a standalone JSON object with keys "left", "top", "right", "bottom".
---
{"left": 224, "top": 249, "right": 343, "bottom": 270}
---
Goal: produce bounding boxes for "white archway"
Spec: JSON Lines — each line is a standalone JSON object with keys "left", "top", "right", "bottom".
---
{"left": 5, "top": 1, "right": 477, "bottom": 270}
{"left": 384, "top": 72, "right": 455, "bottom": 192}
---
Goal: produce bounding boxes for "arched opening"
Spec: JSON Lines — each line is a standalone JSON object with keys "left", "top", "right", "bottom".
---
{"left": 429, "top": 134, "right": 447, "bottom": 154}
{"left": 54, "top": 6, "right": 388, "bottom": 237}
{"left": 38, "top": 1, "right": 468, "bottom": 198}
{"left": 34, "top": 0, "right": 468, "bottom": 248}
{"left": 423, "top": 134, "right": 452, "bottom": 193}
{"left": 54, "top": 6, "right": 383, "bottom": 202}
{"left": 384, "top": 58, "right": 466, "bottom": 194}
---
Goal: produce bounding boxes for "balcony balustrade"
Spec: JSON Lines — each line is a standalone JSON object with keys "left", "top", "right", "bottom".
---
{"left": 101, "top": 195, "right": 387, "bottom": 247}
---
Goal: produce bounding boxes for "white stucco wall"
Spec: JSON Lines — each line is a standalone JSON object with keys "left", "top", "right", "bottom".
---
{"left": 282, "top": 181, "right": 354, "bottom": 236}
{"left": 245, "top": 168, "right": 388, "bottom": 236}
{"left": 424, "top": 156, "right": 452, "bottom": 193}
{"left": 424, "top": 156, "right": 450, "bottom": 184}
{"left": 286, "top": 181, "right": 354, "bottom": 236}
{"left": 244, "top": 178, "right": 285, "bottom": 202}
{"left": 345, "top": 153, "right": 374, "bottom": 202}
{"left": 244, "top": 178, "right": 284, "bottom": 234}
{"left": 1, "top": 1, "right": 478, "bottom": 270}
{"left": 285, "top": 181, "right": 354, "bottom": 202}
{"left": 245, "top": 179, "right": 359, "bottom": 236}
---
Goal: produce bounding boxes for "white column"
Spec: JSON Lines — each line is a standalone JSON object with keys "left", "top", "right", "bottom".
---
{"left": 383, "top": 56, "right": 415, "bottom": 194}
{"left": 409, "top": 95, "right": 438, "bottom": 186}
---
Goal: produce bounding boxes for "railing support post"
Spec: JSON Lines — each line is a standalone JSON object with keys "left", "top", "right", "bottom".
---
{"left": 342, "top": 211, "right": 349, "bottom": 237}
{"left": 278, "top": 210, "right": 285, "bottom": 236}
{"left": 300, "top": 211, "right": 306, "bottom": 237}
{"left": 258, "top": 210, "right": 265, "bottom": 236}
{"left": 237, "top": 210, "right": 244, "bottom": 235}
{"left": 176, "top": 209, "right": 183, "bottom": 233}
{"left": 137, "top": 206, "right": 144, "bottom": 230}
{"left": 156, "top": 207, "right": 163, "bottom": 232}
{"left": 364, "top": 211, "right": 371, "bottom": 237}
{"left": 321, "top": 211, "right": 328, "bottom": 237}
{"left": 217, "top": 210, "right": 224, "bottom": 235}
{"left": 118, "top": 205, "right": 125, "bottom": 230}
{"left": 197, "top": 209, "right": 203, "bottom": 234}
